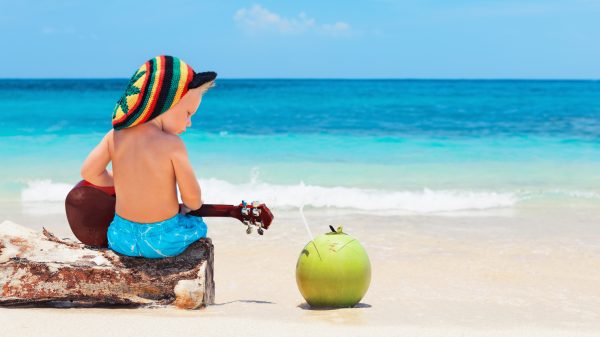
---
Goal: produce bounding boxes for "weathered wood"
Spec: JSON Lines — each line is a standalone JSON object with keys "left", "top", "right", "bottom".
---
{"left": 0, "top": 221, "right": 214, "bottom": 309}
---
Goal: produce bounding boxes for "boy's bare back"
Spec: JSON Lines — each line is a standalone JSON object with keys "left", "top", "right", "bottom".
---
{"left": 110, "top": 123, "right": 183, "bottom": 222}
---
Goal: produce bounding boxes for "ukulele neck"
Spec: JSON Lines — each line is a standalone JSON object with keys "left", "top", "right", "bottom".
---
{"left": 189, "top": 204, "right": 237, "bottom": 218}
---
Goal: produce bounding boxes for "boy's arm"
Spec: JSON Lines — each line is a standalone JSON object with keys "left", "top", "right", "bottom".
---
{"left": 80, "top": 130, "right": 114, "bottom": 186}
{"left": 171, "top": 139, "right": 202, "bottom": 210}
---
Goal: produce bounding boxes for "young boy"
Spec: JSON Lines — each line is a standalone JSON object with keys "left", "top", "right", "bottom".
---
{"left": 80, "top": 55, "right": 216, "bottom": 258}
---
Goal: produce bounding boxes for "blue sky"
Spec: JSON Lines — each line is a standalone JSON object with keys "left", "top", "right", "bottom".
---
{"left": 1, "top": 0, "right": 599, "bottom": 78}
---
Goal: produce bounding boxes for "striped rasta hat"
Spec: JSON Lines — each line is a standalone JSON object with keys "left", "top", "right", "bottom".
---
{"left": 112, "top": 55, "right": 216, "bottom": 130}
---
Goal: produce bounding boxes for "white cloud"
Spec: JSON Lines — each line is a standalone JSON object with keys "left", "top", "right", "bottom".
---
{"left": 320, "top": 22, "right": 351, "bottom": 36}
{"left": 234, "top": 4, "right": 350, "bottom": 36}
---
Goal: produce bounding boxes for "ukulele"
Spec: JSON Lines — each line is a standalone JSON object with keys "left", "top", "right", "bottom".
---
{"left": 65, "top": 180, "right": 274, "bottom": 247}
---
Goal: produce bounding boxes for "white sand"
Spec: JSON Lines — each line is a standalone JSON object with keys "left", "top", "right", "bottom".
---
{"left": 1, "top": 207, "right": 600, "bottom": 336}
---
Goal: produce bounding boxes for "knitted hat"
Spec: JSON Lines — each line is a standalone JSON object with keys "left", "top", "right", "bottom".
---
{"left": 112, "top": 55, "right": 216, "bottom": 130}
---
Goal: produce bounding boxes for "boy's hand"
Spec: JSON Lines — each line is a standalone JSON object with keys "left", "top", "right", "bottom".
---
{"left": 179, "top": 204, "right": 192, "bottom": 215}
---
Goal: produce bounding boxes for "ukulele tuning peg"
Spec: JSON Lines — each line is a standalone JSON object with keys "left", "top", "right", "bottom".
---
{"left": 258, "top": 228, "right": 264, "bottom": 235}
{"left": 241, "top": 201, "right": 250, "bottom": 216}
{"left": 246, "top": 226, "right": 252, "bottom": 235}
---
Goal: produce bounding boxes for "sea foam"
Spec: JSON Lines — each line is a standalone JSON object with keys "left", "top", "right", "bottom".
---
{"left": 20, "top": 178, "right": 521, "bottom": 215}
{"left": 21, "top": 180, "right": 73, "bottom": 202}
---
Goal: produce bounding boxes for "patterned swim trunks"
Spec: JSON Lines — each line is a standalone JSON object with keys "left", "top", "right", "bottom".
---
{"left": 107, "top": 213, "right": 207, "bottom": 258}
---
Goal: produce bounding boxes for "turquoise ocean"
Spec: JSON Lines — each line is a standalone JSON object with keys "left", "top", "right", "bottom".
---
{"left": 1, "top": 79, "right": 599, "bottom": 217}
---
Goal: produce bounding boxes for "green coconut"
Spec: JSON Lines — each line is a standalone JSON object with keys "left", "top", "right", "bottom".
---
{"left": 295, "top": 226, "right": 371, "bottom": 308}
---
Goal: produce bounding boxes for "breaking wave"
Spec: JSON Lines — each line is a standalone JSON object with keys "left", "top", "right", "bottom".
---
{"left": 20, "top": 178, "right": 523, "bottom": 215}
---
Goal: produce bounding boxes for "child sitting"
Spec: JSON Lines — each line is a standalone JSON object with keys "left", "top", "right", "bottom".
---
{"left": 80, "top": 55, "right": 216, "bottom": 258}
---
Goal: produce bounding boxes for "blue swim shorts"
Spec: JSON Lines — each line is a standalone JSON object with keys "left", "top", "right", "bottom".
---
{"left": 107, "top": 213, "right": 207, "bottom": 258}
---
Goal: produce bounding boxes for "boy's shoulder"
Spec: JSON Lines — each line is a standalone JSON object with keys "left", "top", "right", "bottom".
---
{"left": 156, "top": 132, "right": 187, "bottom": 154}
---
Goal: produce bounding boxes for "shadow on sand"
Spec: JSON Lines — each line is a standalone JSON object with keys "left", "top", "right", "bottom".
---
{"left": 212, "top": 299, "right": 275, "bottom": 306}
{"left": 297, "top": 302, "right": 372, "bottom": 310}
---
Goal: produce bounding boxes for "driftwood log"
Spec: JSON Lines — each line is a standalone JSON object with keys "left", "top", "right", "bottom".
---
{"left": 0, "top": 220, "right": 214, "bottom": 309}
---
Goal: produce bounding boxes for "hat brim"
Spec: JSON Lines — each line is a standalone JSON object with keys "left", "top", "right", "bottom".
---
{"left": 188, "top": 71, "right": 217, "bottom": 89}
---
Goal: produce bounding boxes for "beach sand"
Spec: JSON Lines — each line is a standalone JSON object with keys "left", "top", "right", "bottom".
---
{"left": 1, "top": 207, "right": 600, "bottom": 336}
